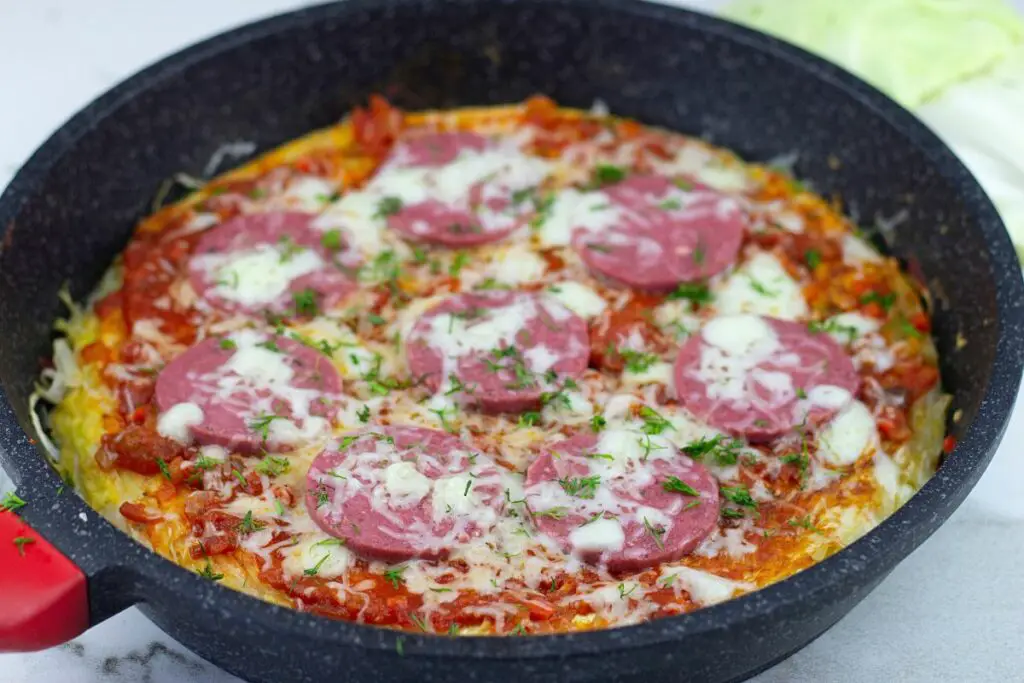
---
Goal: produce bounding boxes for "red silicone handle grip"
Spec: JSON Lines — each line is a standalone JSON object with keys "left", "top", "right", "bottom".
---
{"left": 0, "top": 509, "right": 88, "bottom": 652}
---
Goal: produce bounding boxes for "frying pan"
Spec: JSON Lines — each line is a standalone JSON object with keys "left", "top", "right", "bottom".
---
{"left": 1, "top": 1, "right": 1022, "bottom": 681}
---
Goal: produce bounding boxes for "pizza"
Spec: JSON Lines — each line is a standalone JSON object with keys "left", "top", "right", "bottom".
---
{"left": 38, "top": 96, "right": 951, "bottom": 635}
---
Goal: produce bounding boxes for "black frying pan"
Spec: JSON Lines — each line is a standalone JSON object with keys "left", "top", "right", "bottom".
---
{"left": 1, "top": 1, "right": 1022, "bottom": 682}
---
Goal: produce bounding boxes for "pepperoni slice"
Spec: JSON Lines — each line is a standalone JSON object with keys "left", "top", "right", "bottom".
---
{"left": 524, "top": 430, "right": 719, "bottom": 572}
{"left": 154, "top": 331, "right": 342, "bottom": 454}
{"left": 571, "top": 175, "right": 746, "bottom": 291}
{"left": 188, "top": 211, "right": 359, "bottom": 316}
{"left": 406, "top": 291, "right": 590, "bottom": 414}
{"left": 674, "top": 314, "right": 860, "bottom": 441}
{"left": 379, "top": 132, "right": 548, "bottom": 247}
{"left": 305, "top": 426, "right": 506, "bottom": 561}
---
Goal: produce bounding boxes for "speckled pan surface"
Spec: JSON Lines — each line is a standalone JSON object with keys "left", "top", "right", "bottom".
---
{"left": 0, "top": 0, "right": 1021, "bottom": 682}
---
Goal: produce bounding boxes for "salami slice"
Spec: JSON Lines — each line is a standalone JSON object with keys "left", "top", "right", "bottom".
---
{"left": 188, "top": 211, "right": 359, "bottom": 316}
{"left": 376, "top": 131, "right": 549, "bottom": 247}
{"left": 571, "top": 175, "right": 746, "bottom": 291}
{"left": 406, "top": 291, "right": 590, "bottom": 414}
{"left": 305, "top": 425, "right": 506, "bottom": 561}
{"left": 674, "top": 314, "right": 860, "bottom": 440}
{"left": 154, "top": 330, "right": 342, "bottom": 454}
{"left": 524, "top": 430, "right": 719, "bottom": 571}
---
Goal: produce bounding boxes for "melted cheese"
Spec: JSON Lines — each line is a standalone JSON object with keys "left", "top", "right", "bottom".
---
{"left": 654, "top": 299, "right": 700, "bottom": 340}
{"left": 523, "top": 345, "right": 560, "bottom": 374}
{"left": 622, "top": 361, "right": 673, "bottom": 388}
{"left": 541, "top": 389, "right": 594, "bottom": 425}
{"left": 192, "top": 244, "right": 324, "bottom": 307}
{"left": 715, "top": 252, "right": 808, "bottom": 320}
{"left": 694, "top": 526, "right": 757, "bottom": 559}
{"left": 488, "top": 244, "right": 547, "bottom": 285}
{"left": 156, "top": 402, "right": 203, "bottom": 443}
{"left": 224, "top": 345, "right": 295, "bottom": 386}
{"left": 659, "top": 566, "right": 753, "bottom": 606}
{"left": 382, "top": 461, "right": 433, "bottom": 505}
{"left": 281, "top": 536, "right": 353, "bottom": 580}
{"left": 546, "top": 281, "right": 607, "bottom": 319}
{"left": 702, "top": 314, "right": 776, "bottom": 357}
{"left": 432, "top": 474, "right": 478, "bottom": 520}
{"left": 278, "top": 176, "right": 338, "bottom": 212}
{"left": 536, "top": 189, "right": 622, "bottom": 247}
{"left": 421, "top": 296, "right": 538, "bottom": 359}
{"left": 818, "top": 400, "right": 878, "bottom": 467}
{"left": 827, "top": 312, "right": 881, "bottom": 343}
{"left": 313, "top": 191, "right": 387, "bottom": 257}
{"left": 569, "top": 518, "right": 626, "bottom": 553}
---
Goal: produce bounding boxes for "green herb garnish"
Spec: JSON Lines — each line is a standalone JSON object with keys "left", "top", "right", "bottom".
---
{"left": 383, "top": 565, "right": 406, "bottom": 589}
{"left": 254, "top": 455, "right": 290, "bottom": 477}
{"left": 156, "top": 458, "right": 172, "bottom": 481}
{"left": 375, "top": 196, "right": 403, "bottom": 218}
{"left": 643, "top": 517, "right": 665, "bottom": 550}
{"left": 533, "top": 507, "right": 568, "bottom": 520}
{"left": 0, "top": 492, "right": 27, "bottom": 513}
{"left": 12, "top": 536, "right": 34, "bottom": 556}
{"left": 558, "top": 475, "right": 601, "bottom": 499}
{"left": 594, "top": 164, "right": 626, "bottom": 185}
{"left": 860, "top": 291, "right": 896, "bottom": 310}
{"left": 237, "top": 511, "right": 266, "bottom": 535}
{"left": 321, "top": 229, "right": 343, "bottom": 251}
{"left": 667, "top": 282, "right": 712, "bottom": 304}
{"left": 720, "top": 485, "right": 757, "bottom": 508}
{"left": 293, "top": 288, "right": 320, "bottom": 316}
{"left": 199, "top": 560, "right": 224, "bottom": 581}
{"left": 639, "top": 406, "right": 673, "bottom": 435}
{"left": 449, "top": 251, "right": 470, "bottom": 277}
{"left": 249, "top": 413, "right": 283, "bottom": 442}
{"left": 662, "top": 476, "right": 699, "bottom": 496}
{"left": 620, "top": 349, "right": 659, "bottom": 373}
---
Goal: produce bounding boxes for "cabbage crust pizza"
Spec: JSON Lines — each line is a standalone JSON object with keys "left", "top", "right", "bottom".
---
{"left": 39, "top": 97, "right": 950, "bottom": 635}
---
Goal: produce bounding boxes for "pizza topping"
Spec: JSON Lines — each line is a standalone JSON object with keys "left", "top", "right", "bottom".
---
{"left": 545, "top": 281, "right": 608, "bottom": 319}
{"left": 154, "top": 330, "right": 342, "bottom": 453}
{"left": 406, "top": 291, "right": 590, "bottom": 414}
{"left": 374, "top": 131, "right": 552, "bottom": 247}
{"left": 305, "top": 426, "right": 506, "bottom": 561}
{"left": 714, "top": 251, "right": 808, "bottom": 320}
{"left": 188, "top": 211, "right": 360, "bottom": 316}
{"left": 674, "top": 314, "right": 860, "bottom": 440}
{"left": 524, "top": 430, "right": 720, "bottom": 571}
{"left": 816, "top": 400, "right": 878, "bottom": 467}
{"left": 552, "top": 175, "right": 746, "bottom": 291}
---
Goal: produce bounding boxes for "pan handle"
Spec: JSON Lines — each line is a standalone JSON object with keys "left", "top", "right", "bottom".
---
{"left": 0, "top": 509, "right": 89, "bottom": 652}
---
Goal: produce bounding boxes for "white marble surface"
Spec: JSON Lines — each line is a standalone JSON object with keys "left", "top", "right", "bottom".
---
{"left": 1, "top": 1, "right": 1022, "bottom": 682}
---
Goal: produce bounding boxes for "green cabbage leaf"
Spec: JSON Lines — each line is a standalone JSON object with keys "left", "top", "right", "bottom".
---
{"left": 723, "top": 0, "right": 1024, "bottom": 108}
